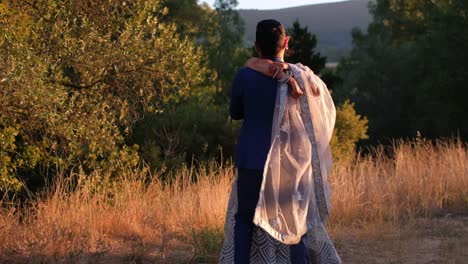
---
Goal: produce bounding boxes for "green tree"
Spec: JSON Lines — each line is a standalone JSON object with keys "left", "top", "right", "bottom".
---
{"left": 210, "top": 0, "right": 248, "bottom": 100}
{"left": 338, "top": 0, "right": 468, "bottom": 141}
{"left": 129, "top": 0, "right": 247, "bottom": 172}
{"left": 161, "top": 0, "right": 249, "bottom": 101}
{"left": 0, "top": 0, "right": 205, "bottom": 192}
{"left": 286, "top": 20, "right": 327, "bottom": 74}
{"left": 162, "top": 0, "right": 217, "bottom": 42}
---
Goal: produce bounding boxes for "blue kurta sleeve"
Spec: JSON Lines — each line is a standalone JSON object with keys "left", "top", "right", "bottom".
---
{"left": 230, "top": 70, "right": 244, "bottom": 120}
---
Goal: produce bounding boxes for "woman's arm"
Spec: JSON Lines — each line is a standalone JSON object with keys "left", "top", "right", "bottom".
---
{"left": 245, "top": 58, "right": 289, "bottom": 78}
{"left": 245, "top": 58, "right": 303, "bottom": 98}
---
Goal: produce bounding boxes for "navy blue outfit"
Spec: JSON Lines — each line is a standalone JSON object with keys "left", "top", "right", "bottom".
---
{"left": 230, "top": 61, "right": 310, "bottom": 264}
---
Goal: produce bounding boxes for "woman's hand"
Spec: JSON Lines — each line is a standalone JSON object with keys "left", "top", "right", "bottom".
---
{"left": 268, "top": 62, "right": 290, "bottom": 78}
{"left": 245, "top": 57, "right": 302, "bottom": 98}
{"left": 246, "top": 58, "right": 290, "bottom": 79}
{"left": 288, "top": 77, "right": 303, "bottom": 99}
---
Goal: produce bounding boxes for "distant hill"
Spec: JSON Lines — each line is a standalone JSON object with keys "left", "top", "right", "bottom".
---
{"left": 238, "top": 0, "right": 372, "bottom": 62}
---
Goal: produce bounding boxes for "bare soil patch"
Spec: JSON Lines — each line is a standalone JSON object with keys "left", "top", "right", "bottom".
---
{"left": 333, "top": 217, "right": 468, "bottom": 264}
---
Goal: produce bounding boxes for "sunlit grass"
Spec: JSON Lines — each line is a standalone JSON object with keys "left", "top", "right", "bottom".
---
{"left": 0, "top": 140, "right": 467, "bottom": 263}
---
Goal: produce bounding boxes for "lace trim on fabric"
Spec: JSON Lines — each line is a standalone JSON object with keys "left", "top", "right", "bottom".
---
{"left": 291, "top": 65, "right": 329, "bottom": 223}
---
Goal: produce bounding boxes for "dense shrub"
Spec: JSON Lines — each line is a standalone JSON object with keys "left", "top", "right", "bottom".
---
{"left": 331, "top": 100, "right": 369, "bottom": 162}
{"left": 133, "top": 96, "right": 240, "bottom": 175}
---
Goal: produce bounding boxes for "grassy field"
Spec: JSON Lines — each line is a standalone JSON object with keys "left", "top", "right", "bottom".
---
{"left": 0, "top": 140, "right": 467, "bottom": 263}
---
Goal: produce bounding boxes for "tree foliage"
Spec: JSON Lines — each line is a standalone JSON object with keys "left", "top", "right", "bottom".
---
{"left": 331, "top": 101, "right": 369, "bottom": 162}
{"left": 162, "top": 0, "right": 249, "bottom": 99}
{"left": 286, "top": 20, "right": 327, "bottom": 74}
{"left": 337, "top": 0, "right": 468, "bottom": 141}
{"left": 130, "top": 0, "right": 247, "bottom": 173}
{"left": 210, "top": 0, "right": 249, "bottom": 99}
{"left": 0, "top": 0, "right": 205, "bottom": 191}
{"left": 162, "top": 0, "right": 213, "bottom": 38}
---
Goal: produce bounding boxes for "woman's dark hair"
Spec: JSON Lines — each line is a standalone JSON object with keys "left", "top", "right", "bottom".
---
{"left": 255, "top": 19, "right": 286, "bottom": 57}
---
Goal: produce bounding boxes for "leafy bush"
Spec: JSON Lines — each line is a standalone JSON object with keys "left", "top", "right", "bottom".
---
{"left": 331, "top": 100, "right": 369, "bottom": 162}
{"left": 133, "top": 96, "right": 239, "bottom": 174}
{"left": 0, "top": 126, "right": 23, "bottom": 191}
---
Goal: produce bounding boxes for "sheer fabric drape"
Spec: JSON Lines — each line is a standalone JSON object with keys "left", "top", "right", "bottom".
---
{"left": 253, "top": 63, "right": 335, "bottom": 244}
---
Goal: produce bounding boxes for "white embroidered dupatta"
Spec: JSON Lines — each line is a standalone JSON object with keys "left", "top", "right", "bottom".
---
{"left": 219, "top": 64, "right": 341, "bottom": 263}
{"left": 253, "top": 63, "right": 335, "bottom": 244}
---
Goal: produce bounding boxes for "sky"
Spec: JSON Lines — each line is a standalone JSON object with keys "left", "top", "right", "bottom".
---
{"left": 206, "top": 0, "right": 349, "bottom": 10}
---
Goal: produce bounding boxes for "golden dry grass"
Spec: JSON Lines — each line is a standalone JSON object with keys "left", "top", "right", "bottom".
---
{"left": 330, "top": 139, "right": 468, "bottom": 228}
{"left": 0, "top": 140, "right": 467, "bottom": 263}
